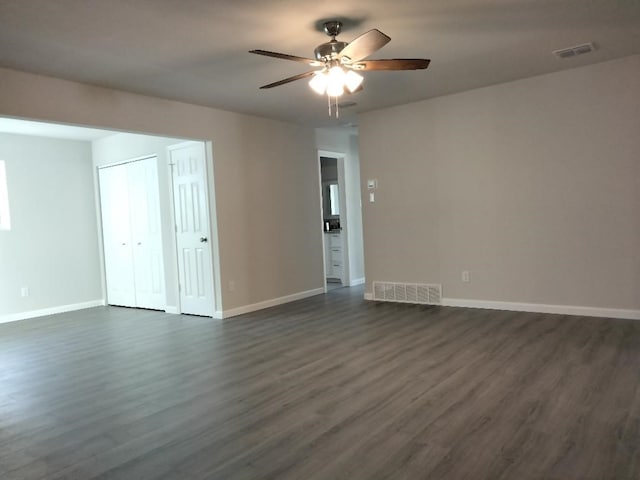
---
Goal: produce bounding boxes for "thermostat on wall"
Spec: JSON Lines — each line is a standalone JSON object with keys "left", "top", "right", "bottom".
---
{"left": 367, "top": 179, "right": 377, "bottom": 189}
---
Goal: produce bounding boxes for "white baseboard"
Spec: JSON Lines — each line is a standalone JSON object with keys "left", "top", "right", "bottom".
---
{"left": 0, "top": 299, "right": 106, "bottom": 324}
{"left": 363, "top": 294, "right": 639, "bottom": 320}
{"left": 349, "top": 277, "right": 365, "bottom": 287}
{"left": 441, "top": 298, "right": 640, "bottom": 320}
{"left": 220, "top": 288, "right": 325, "bottom": 319}
{"left": 164, "top": 306, "right": 179, "bottom": 314}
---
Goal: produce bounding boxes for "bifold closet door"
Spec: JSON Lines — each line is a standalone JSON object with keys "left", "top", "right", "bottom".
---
{"left": 127, "top": 159, "right": 165, "bottom": 309}
{"left": 99, "top": 164, "right": 136, "bottom": 307}
{"left": 99, "top": 157, "right": 165, "bottom": 310}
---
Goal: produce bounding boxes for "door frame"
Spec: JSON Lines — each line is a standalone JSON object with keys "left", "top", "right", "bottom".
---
{"left": 317, "top": 149, "right": 350, "bottom": 290}
{"left": 167, "top": 140, "right": 219, "bottom": 317}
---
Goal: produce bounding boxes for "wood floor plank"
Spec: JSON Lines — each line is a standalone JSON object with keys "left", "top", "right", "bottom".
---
{"left": 1, "top": 287, "right": 640, "bottom": 479}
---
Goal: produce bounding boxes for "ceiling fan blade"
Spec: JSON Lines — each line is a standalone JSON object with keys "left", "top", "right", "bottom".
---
{"left": 339, "top": 29, "right": 391, "bottom": 63}
{"left": 259, "top": 71, "right": 316, "bottom": 89}
{"left": 249, "top": 49, "right": 320, "bottom": 66}
{"left": 354, "top": 58, "right": 431, "bottom": 71}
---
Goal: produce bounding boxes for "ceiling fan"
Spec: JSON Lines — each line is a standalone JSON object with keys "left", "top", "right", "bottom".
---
{"left": 250, "top": 21, "right": 430, "bottom": 117}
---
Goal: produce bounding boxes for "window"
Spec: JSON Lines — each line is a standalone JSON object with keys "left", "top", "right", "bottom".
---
{"left": 0, "top": 160, "right": 10, "bottom": 230}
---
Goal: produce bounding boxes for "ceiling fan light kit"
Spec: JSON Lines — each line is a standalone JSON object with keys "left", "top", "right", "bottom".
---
{"left": 309, "top": 66, "right": 364, "bottom": 96}
{"left": 250, "top": 20, "right": 430, "bottom": 118}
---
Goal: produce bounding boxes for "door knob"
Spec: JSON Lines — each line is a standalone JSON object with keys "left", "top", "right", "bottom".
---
{"left": 200, "top": 236, "right": 208, "bottom": 243}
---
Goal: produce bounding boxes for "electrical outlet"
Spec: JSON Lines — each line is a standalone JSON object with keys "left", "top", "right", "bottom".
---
{"left": 228, "top": 280, "right": 235, "bottom": 292}
{"left": 462, "top": 271, "right": 470, "bottom": 283}
{"left": 21, "top": 286, "right": 29, "bottom": 297}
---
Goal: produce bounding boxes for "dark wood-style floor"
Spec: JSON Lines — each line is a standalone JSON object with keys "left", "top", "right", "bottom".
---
{"left": 1, "top": 287, "right": 640, "bottom": 480}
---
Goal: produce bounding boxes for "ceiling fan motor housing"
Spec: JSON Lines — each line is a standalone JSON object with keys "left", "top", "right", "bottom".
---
{"left": 314, "top": 41, "right": 348, "bottom": 62}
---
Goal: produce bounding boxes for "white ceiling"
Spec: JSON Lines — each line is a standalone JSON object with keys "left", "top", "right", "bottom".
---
{"left": 0, "top": 0, "right": 639, "bottom": 127}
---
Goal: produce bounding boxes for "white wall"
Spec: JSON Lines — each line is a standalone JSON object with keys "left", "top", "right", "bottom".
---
{"left": 316, "top": 127, "right": 365, "bottom": 284}
{"left": 0, "top": 133, "right": 102, "bottom": 319}
{"left": 91, "top": 132, "right": 186, "bottom": 310}
{"left": 359, "top": 55, "right": 640, "bottom": 314}
{"left": 0, "top": 67, "right": 323, "bottom": 314}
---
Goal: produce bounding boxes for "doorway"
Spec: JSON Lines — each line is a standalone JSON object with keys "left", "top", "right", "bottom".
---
{"left": 317, "top": 141, "right": 366, "bottom": 293}
{"left": 320, "top": 155, "right": 345, "bottom": 290}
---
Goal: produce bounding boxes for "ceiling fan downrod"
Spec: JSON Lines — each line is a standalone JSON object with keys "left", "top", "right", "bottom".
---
{"left": 327, "top": 94, "right": 340, "bottom": 118}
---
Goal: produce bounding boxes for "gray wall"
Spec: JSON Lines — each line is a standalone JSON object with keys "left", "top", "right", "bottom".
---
{"left": 359, "top": 55, "right": 640, "bottom": 311}
{"left": 0, "top": 67, "right": 323, "bottom": 313}
{"left": 0, "top": 133, "right": 102, "bottom": 316}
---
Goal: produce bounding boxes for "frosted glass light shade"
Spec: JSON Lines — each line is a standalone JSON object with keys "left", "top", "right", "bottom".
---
{"left": 326, "top": 66, "right": 346, "bottom": 97}
{"left": 345, "top": 70, "right": 364, "bottom": 93}
{"left": 308, "top": 66, "right": 364, "bottom": 98}
{"left": 309, "top": 72, "right": 327, "bottom": 95}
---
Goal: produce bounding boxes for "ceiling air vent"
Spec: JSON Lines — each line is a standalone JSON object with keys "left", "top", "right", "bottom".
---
{"left": 337, "top": 101, "right": 357, "bottom": 109}
{"left": 553, "top": 43, "right": 595, "bottom": 59}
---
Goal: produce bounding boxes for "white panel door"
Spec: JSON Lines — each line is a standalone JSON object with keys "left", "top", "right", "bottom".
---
{"left": 99, "top": 165, "right": 136, "bottom": 307}
{"left": 170, "top": 143, "right": 214, "bottom": 316}
{"left": 128, "top": 158, "right": 166, "bottom": 310}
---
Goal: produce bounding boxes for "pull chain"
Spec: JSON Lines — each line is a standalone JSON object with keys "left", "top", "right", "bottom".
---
{"left": 327, "top": 96, "right": 340, "bottom": 118}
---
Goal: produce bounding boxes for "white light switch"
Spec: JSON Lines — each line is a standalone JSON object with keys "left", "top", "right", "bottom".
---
{"left": 369, "top": 192, "right": 375, "bottom": 203}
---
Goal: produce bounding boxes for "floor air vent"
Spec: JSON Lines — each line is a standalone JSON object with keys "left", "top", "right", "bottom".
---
{"left": 372, "top": 282, "right": 442, "bottom": 305}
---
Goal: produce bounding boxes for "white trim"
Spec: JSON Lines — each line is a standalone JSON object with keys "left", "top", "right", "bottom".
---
{"left": 350, "top": 277, "right": 365, "bottom": 287}
{"left": 164, "top": 306, "right": 179, "bottom": 314}
{"left": 363, "top": 294, "right": 640, "bottom": 320}
{"left": 219, "top": 288, "right": 325, "bottom": 319}
{"left": 0, "top": 299, "right": 106, "bottom": 324}
{"left": 440, "top": 298, "right": 640, "bottom": 320}
{"left": 96, "top": 154, "right": 157, "bottom": 170}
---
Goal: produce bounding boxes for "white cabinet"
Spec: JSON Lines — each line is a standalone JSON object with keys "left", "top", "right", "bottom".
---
{"left": 98, "top": 157, "right": 165, "bottom": 310}
{"left": 325, "top": 232, "right": 343, "bottom": 282}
